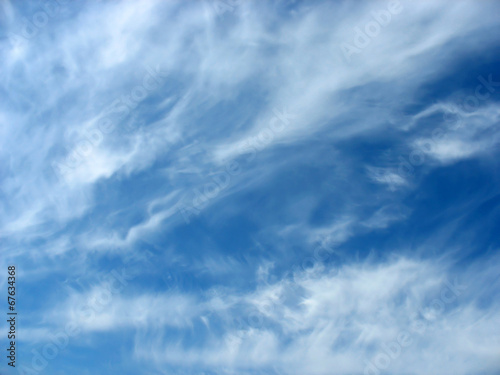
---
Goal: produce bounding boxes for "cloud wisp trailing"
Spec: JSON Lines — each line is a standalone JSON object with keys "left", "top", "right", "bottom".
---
{"left": 1, "top": 0, "right": 500, "bottom": 374}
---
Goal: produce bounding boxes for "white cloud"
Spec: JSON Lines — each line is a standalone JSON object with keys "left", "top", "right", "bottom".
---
{"left": 1, "top": 0, "right": 499, "bottom": 247}
{"left": 127, "top": 255, "right": 500, "bottom": 375}
{"left": 2, "top": 1, "right": 500, "bottom": 374}
{"left": 408, "top": 103, "right": 500, "bottom": 165}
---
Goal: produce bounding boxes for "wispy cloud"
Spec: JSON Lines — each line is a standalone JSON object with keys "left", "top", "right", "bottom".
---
{"left": 1, "top": 0, "right": 500, "bottom": 374}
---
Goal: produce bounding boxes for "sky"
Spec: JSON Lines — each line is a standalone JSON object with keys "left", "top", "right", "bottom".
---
{"left": 1, "top": 0, "right": 500, "bottom": 374}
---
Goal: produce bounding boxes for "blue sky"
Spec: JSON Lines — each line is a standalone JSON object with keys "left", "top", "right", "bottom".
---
{"left": 1, "top": 1, "right": 500, "bottom": 374}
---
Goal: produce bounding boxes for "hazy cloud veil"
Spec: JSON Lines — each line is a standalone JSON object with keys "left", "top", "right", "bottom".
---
{"left": 1, "top": 1, "right": 500, "bottom": 374}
